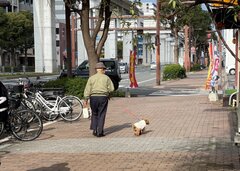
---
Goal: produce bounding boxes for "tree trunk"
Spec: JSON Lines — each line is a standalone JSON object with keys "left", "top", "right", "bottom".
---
{"left": 79, "top": 0, "right": 98, "bottom": 76}
{"left": 24, "top": 47, "right": 28, "bottom": 66}
{"left": 10, "top": 48, "right": 15, "bottom": 67}
{"left": 174, "top": 28, "right": 179, "bottom": 64}
{"left": 65, "top": 0, "right": 112, "bottom": 76}
{"left": 0, "top": 48, "right": 2, "bottom": 67}
{"left": 88, "top": 50, "right": 99, "bottom": 76}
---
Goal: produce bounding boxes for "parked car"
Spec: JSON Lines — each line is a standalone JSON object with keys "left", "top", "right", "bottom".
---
{"left": 225, "top": 64, "right": 235, "bottom": 75}
{"left": 150, "top": 62, "right": 156, "bottom": 70}
{"left": 59, "top": 58, "right": 122, "bottom": 90}
{"left": 119, "top": 62, "right": 128, "bottom": 74}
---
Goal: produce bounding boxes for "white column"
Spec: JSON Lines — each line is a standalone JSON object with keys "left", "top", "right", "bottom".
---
{"left": 104, "top": 31, "right": 117, "bottom": 59}
{"left": 123, "top": 31, "right": 133, "bottom": 63}
{"left": 77, "top": 31, "right": 88, "bottom": 64}
{"left": 33, "top": 0, "right": 57, "bottom": 73}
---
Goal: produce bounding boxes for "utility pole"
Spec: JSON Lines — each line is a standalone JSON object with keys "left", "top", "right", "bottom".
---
{"left": 237, "top": 30, "right": 240, "bottom": 107}
{"left": 71, "top": 14, "right": 76, "bottom": 69}
{"left": 218, "top": 36, "right": 222, "bottom": 90}
{"left": 156, "top": 0, "right": 161, "bottom": 86}
{"left": 184, "top": 25, "right": 190, "bottom": 72}
{"left": 65, "top": 3, "right": 72, "bottom": 77}
{"left": 235, "top": 31, "right": 238, "bottom": 88}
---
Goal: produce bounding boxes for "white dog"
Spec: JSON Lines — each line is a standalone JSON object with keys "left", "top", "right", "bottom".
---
{"left": 132, "top": 119, "right": 150, "bottom": 136}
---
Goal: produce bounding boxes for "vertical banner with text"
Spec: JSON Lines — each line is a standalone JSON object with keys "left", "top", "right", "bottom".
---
{"left": 205, "top": 42, "right": 213, "bottom": 90}
{"left": 129, "top": 50, "right": 138, "bottom": 88}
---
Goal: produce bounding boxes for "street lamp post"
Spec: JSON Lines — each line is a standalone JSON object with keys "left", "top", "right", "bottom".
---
{"left": 156, "top": 0, "right": 161, "bottom": 86}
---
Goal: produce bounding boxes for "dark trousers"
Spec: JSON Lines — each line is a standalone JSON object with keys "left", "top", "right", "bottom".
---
{"left": 90, "top": 96, "right": 108, "bottom": 134}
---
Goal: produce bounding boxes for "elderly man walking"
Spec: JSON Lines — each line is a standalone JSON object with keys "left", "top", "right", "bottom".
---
{"left": 84, "top": 62, "right": 114, "bottom": 137}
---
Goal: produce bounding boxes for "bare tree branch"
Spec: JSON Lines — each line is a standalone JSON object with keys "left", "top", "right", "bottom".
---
{"left": 96, "top": 0, "right": 112, "bottom": 56}
{"left": 204, "top": 3, "right": 239, "bottom": 62}
{"left": 92, "top": 1, "right": 104, "bottom": 43}
{"left": 80, "top": 0, "right": 92, "bottom": 47}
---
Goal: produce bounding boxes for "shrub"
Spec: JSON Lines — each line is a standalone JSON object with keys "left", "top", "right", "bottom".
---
{"left": 163, "top": 64, "right": 186, "bottom": 81}
{"left": 110, "top": 90, "right": 125, "bottom": 97}
{"left": 191, "top": 64, "right": 202, "bottom": 71}
{"left": 225, "top": 89, "right": 237, "bottom": 96}
{"left": 43, "top": 77, "right": 88, "bottom": 99}
{"left": 43, "top": 77, "right": 125, "bottom": 99}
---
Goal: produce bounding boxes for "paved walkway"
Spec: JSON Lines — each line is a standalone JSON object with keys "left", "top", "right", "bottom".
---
{"left": 0, "top": 70, "right": 240, "bottom": 171}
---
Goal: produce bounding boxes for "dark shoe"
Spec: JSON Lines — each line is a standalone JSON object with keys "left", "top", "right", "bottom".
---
{"left": 92, "top": 130, "right": 97, "bottom": 136}
{"left": 97, "top": 133, "right": 105, "bottom": 137}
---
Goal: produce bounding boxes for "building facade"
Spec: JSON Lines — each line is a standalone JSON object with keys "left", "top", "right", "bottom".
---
{"left": 0, "top": 0, "right": 185, "bottom": 73}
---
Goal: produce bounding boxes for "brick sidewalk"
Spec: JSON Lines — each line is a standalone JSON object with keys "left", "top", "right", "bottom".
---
{"left": 0, "top": 70, "right": 240, "bottom": 171}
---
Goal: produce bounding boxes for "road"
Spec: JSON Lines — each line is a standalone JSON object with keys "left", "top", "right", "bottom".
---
{"left": 0, "top": 75, "right": 59, "bottom": 88}
{"left": 120, "top": 69, "right": 157, "bottom": 88}
{"left": 119, "top": 68, "right": 208, "bottom": 97}
{"left": 1, "top": 67, "right": 210, "bottom": 97}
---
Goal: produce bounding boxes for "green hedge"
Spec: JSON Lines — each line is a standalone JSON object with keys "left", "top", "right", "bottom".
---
{"left": 163, "top": 64, "right": 186, "bottom": 81}
{"left": 191, "top": 64, "right": 202, "bottom": 71}
{"left": 43, "top": 77, "right": 87, "bottom": 99}
{"left": 43, "top": 77, "right": 125, "bottom": 99}
{"left": 225, "top": 89, "right": 237, "bottom": 96}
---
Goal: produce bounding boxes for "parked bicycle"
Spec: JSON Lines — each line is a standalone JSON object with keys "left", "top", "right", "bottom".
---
{"left": 0, "top": 86, "right": 43, "bottom": 141}
{"left": 9, "top": 84, "right": 35, "bottom": 112}
{"left": 25, "top": 88, "right": 83, "bottom": 122}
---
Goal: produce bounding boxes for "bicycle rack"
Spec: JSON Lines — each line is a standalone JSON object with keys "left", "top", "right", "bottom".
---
{"left": 231, "top": 91, "right": 240, "bottom": 145}
{"left": 229, "top": 91, "right": 238, "bottom": 107}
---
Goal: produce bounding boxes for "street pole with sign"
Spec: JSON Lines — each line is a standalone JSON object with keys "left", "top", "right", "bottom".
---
{"left": 156, "top": 0, "right": 161, "bottom": 86}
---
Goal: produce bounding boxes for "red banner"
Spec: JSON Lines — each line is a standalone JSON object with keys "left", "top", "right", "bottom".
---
{"left": 129, "top": 50, "right": 138, "bottom": 88}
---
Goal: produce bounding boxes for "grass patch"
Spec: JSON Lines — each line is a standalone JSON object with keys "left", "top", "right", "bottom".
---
{"left": 225, "top": 89, "right": 237, "bottom": 96}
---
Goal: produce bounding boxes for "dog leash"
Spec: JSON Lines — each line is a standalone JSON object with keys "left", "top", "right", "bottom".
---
{"left": 123, "top": 108, "right": 142, "bottom": 121}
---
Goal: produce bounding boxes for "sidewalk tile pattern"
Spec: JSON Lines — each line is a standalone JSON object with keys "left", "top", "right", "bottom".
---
{"left": 0, "top": 70, "right": 240, "bottom": 171}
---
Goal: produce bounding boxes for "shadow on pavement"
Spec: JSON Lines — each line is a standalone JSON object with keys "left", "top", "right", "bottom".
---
{"left": 27, "top": 163, "right": 70, "bottom": 171}
{"left": 36, "top": 133, "right": 54, "bottom": 141}
{"left": 104, "top": 123, "right": 132, "bottom": 135}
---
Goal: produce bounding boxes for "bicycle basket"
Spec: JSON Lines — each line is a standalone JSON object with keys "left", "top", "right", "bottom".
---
{"left": 12, "top": 85, "right": 24, "bottom": 93}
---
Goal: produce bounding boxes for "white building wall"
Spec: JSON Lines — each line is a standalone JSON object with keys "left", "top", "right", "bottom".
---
{"left": 33, "top": 0, "right": 57, "bottom": 73}
{"left": 105, "top": 31, "right": 117, "bottom": 58}
{"left": 104, "top": 19, "right": 117, "bottom": 59}
{"left": 123, "top": 31, "right": 133, "bottom": 63}
{"left": 77, "top": 31, "right": 88, "bottom": 64}
{"left": 179, "top": 47, "right": 184, "bottom": 66}
{"left": 224, "top": 29, "right": 235, "bottom": 67}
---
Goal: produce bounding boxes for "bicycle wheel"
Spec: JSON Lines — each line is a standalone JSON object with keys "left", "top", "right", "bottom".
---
{"left": 20, "top": 98, "right": 35, "bottom": 111}
{"left": 11, "top": 109, "right": 43, "bottom": 141}
{"left": 19, "top": 98, "right": 36, "bottom": 122}
{"left": 34, "top": 99, "right": 58, "bottom": 121}
{"left": 58, "top": 96, "right": 83, "bottom": 121}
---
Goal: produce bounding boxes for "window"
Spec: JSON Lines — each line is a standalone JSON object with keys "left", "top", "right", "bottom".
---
{"left": 56, "top": 28, "right": 59, "bottom": 34}
{"left": 146, "top": 3, "right": 149, "bottom": 12}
